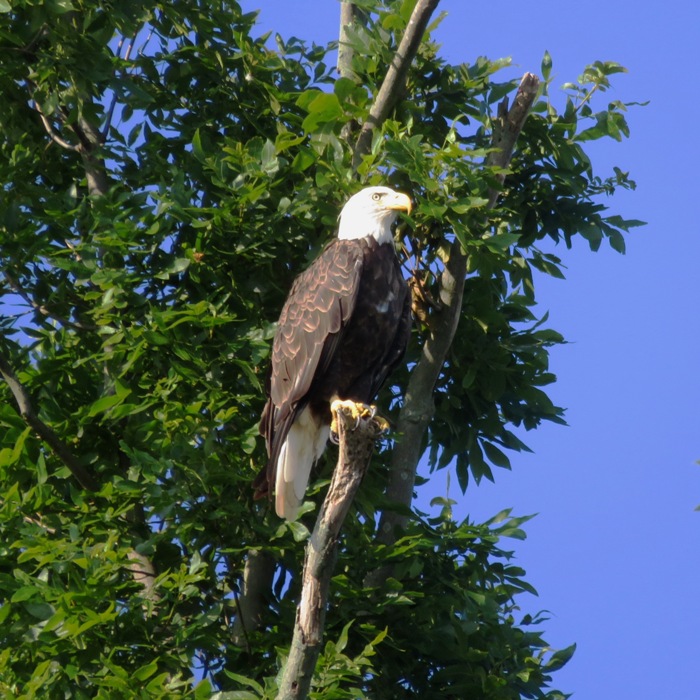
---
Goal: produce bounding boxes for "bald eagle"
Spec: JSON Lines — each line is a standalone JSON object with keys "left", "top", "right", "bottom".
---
{"left": 254, "top": 186, "right": 412, "bottom": 520}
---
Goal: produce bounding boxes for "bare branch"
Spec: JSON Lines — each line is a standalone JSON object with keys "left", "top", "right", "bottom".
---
{"left": 337, "top": 2, "right": 360, "bottom": 80}
{"left": 102, "top": 95, "right": 119, "bottom": 142}
{"left": 31, "top": 87, "right": 109, "bottom": 196}
{"left": 487, "top": 73, "right": 541, "bottom": 193}
{"left": 373, "top": 73, "right": 541, "bottom": 554}
{"left": 0, "top": 351, "right": 100, "bottom": 492}
{"left": 67, "top": 115, "right": 111, "bottom": 197}
{"left": 352, "top": 0, "right": 441, "bottom": 169}
{"left": 33, "top": 100, "right": 79, "bottom": 151}
{"left": 276, "top": 404, "right": 385, "bottom": 700}
{"left": 121, "top": 33, "right": 137, "bottom": 63}
{"left": 337, "top": 2, "right": 364, "bottom": 142}
{"left": 21, "top": 24, "right": 49, "bottom": 58}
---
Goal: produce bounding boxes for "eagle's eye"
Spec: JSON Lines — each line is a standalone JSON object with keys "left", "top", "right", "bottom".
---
{"left": 371, "top": 193, "right": 382, "bottom": 201}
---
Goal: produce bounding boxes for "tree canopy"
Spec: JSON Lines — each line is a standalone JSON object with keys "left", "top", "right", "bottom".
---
{"left": 0, "top": 1, "right": 641, "bottom": 698}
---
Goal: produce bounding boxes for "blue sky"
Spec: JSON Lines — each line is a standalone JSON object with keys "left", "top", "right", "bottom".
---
{"left": 251, "top": 1, "right": 700, "bottom": 697}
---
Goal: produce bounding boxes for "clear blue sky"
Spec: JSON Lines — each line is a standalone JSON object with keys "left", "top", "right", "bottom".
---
{"left": 251, "top": 2, "right": 700, "bottom": 697}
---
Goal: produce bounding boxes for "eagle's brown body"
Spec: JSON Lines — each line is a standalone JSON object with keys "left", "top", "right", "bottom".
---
{"left": 254, "top": 187, "right": 412, "bottom": 520}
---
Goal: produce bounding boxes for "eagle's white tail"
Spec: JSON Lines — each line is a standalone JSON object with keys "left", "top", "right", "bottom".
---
{"left": 275, "top": 407, "right": 330, "bottom": 520}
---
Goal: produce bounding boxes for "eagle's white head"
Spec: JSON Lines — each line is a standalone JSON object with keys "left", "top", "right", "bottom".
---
{"left": 337, "top": 186, "right": 412, "bottom": 245}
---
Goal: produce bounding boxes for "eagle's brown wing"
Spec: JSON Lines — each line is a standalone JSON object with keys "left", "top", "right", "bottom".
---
{"left": 254, "top": 239, "right": 364, "bottom": 498}
{"left": 362, "top": 250, "right": 412, "bottom": 402}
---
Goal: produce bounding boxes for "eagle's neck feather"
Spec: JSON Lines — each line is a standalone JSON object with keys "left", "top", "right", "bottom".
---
{"left": 337, "top": 216, "right": 395, "bottom": 245}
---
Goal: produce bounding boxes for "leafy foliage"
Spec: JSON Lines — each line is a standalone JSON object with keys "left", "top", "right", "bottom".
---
{"left": 0, "top": 0, "right": 639, "bottom": 697}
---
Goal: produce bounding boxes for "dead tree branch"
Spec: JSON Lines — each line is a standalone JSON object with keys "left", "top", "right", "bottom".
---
{"left": 72, "top": 115, "right": 110, "bottom": 197}
{"left": 276, "top": 404, "right": 385, "bottom": 700}
{"left": 372, "top": 73, "right": 541, "bottom": 560}
{"left": 337, "top": 2, "right": 362, "bottom": 141}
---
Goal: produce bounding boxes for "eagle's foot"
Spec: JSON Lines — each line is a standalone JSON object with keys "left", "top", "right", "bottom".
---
{"left": 330, "top": 400, "right": 380, "bottom": 443}
{"left": 373, "top": 415, "right": 390, "bottom": 433}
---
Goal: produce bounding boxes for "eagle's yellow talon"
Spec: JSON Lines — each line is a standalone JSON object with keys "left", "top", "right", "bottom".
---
{"left": 330, "top": 399, "right": 388, "bottom": 439}
{"left": 374, "top": 415, "right": 390, "bottom": 433}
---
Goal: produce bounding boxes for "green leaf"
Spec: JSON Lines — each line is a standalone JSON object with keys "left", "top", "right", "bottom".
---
{"left": 482, "top": 441, "right": 512, "bottom": 470}
{"left": 0, "top": 605, "right": 10, "bottom": 625}
{"left": 547, "top": 643, "right": 577, "bottom": 671}
{"left": 0, "top": 427, "right": 31, "bottom": 467}
{"left": 335, "top": 620, "right": 353, "bottom": 653}
{"left": 192, "top": 129, "right": 206, "bottom": 161}
{"left": 260, "top": 139, "right": 278, "bottom": 175}
{"left": 220, "top": 672, "right": 264, "bottom": 695}
{"left": 420, "top": 201, "right": 448, "bottom": 218}
{"left": 299, "top": 91, "right": 344, "bottom": 132}
{"left": 24, "top": 602, "right": 54, "bottom": 620}
{"left": 486, "top": 508, "right": 513, "bottom": 526}
{"left": 145, "top": 673, "right": 171, "bottom": 693}
{"left": 485, "top": 231, "right": 521, "bottom": 251}
{"left": 194, "top": 679, "right": 212, "bottom": 699}
{"left": 607, "top": 229, "right": 626, "bottom": 253}
{"left": 469, "top": 443, "right": 494, "bottom": 484}
{"left": 450, "top": 196, "right": 488, "bottom": 214}
{"left": 541, "top": 50, "right": 552, "bottom": 81}
{"left": 165, "top": 258, "right": 191, "bottom": 275}
{"left": 11, "top": 586, "right": 38, "bottom": 603}
{"left": 46, "top": 0, "right": 74, "bottom": 14}
{"left": 292, "top": 148, "right": 316, "bottom": 172}
{"left": 86, "top": 389, "right": 131, "bottom": 418}
{"left": 36, "top": 452, "right": 48, "bottom": 485}
{"left": 286, "top": 520, "right": 310, "bottom": 542}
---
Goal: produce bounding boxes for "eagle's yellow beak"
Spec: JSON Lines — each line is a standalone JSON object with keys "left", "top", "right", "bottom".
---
{"left": 385, "top": 191, "right": 412, "bottom": 216}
